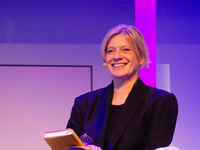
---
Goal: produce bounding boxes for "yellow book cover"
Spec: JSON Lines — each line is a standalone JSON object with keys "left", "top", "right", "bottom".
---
{"left": 44, "top": 128, "right": 84, "bottom": 150}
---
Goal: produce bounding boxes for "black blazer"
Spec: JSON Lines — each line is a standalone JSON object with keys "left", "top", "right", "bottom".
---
{"left": 67, "top": 78, "right": 178, "bottom": 150}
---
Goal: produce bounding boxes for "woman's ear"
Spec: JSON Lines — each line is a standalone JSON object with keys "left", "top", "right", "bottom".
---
{"left": 139, "top": 56, "right": 145, "bottom": 66}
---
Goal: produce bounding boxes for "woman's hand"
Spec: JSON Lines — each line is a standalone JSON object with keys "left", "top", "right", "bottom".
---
{"left": 86, "top": 145, "right": 102, "bottom": 150}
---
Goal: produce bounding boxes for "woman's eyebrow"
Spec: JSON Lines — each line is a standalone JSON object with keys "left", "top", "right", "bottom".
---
{"left": 107, "top": 46, "right": 116, "bottom": 49}
{"left": 120, "top": 46, "right": 131, "bottom": 48}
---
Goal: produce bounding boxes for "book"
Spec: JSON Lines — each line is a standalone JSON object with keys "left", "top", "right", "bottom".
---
{"left": 44, "top": 128, "right": 84, "bottom": 150}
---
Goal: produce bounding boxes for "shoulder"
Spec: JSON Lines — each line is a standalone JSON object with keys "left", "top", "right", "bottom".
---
{"left": 76, "top": 87, "right": 105, "bottom": 100}
{"left": 70, "top": 85, "right": 111, "bottom": 118}
{"left": 149, "top": 86, "right": 176, "bottom": 99}
{"left": 74, "top": 83, "right": 111, "bottom": 104}
{"left": 147, "top": 86, "right": 178, "bottom": 108}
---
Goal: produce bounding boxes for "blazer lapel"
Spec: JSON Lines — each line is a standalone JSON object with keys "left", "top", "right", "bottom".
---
{"left": 96, "top": 83, "right": 113, "bottom": 148}
{"left": 107, "top": 78, "right": 147, "bottom": 150}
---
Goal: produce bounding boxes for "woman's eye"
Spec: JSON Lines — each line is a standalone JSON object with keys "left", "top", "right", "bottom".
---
{"left": 123, "top": 48, "right": 130, "bottom": 51}
{"left": 107, "top": 49, "right": 114, "bottom": 53}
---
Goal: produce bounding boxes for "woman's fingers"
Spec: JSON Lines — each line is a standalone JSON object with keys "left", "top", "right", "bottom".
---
{"left": 86, "top": 145, "right": 102, "bottom": 150}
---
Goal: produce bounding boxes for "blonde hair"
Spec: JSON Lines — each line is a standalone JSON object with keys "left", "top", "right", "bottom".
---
{"left": 100, "top": 24, "right": 150, "bottom": 68}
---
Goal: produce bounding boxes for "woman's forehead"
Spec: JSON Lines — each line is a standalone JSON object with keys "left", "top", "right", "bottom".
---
{"left": 107, "top": 34, "right": 134, "bottom": 47}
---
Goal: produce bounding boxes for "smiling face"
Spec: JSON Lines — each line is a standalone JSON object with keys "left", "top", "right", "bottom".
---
{"left": 105, "top": 34, "right": 143, "bottom": 81}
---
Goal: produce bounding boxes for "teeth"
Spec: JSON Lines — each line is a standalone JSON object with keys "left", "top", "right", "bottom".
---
{"left": 113, "top": 64, "right": 125, "bottom": 66}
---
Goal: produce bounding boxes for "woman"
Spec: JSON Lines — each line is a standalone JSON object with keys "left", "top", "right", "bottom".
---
{"left": 67, "top": 24, "right": 178, "bottom": 150}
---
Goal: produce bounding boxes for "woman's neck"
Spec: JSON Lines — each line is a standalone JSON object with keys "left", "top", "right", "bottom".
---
{"left": 112, "top": 75, "right": 138, "bottom": 105}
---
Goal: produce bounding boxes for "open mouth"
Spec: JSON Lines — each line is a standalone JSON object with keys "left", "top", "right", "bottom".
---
{"left": 112, "top": 63, "right": 127, "bottom": 67}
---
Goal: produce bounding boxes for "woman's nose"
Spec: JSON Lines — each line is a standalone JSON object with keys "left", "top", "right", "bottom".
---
{"left": 113, "top": 50, "right": 122, "bottom": 60}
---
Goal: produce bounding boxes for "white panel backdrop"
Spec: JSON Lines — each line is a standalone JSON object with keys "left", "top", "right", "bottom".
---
{"left": 0, "top": 66, "right": 91, "bottom": 150}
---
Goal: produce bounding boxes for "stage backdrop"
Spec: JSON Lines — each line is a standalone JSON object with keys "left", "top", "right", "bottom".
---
{"left": 0, "top": 65, "right": 92, "bottom": 150}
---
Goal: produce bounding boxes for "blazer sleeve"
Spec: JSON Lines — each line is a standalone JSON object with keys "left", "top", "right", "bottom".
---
{"left": 140, "top": 92, "right": 178, "bottom": 150}
{"left": 66, "top": 96, "right": 87, "bottom": 137}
